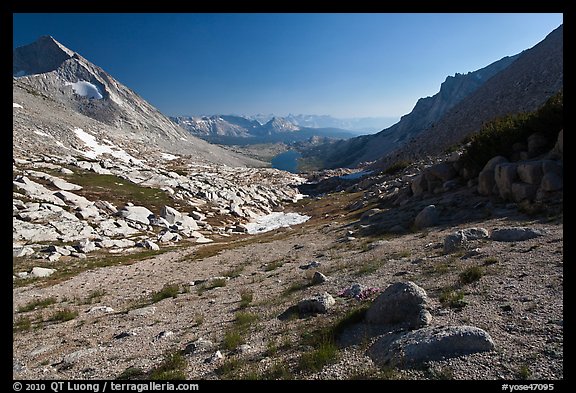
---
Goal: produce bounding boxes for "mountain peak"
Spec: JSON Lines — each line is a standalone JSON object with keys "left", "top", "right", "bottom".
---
{"left": 13, "top": 35, "right": 76, "bottom": 76}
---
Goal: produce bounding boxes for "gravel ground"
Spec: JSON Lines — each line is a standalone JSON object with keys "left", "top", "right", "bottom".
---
{"left": 13, "top": 187, "right": 563, "bottom": 381}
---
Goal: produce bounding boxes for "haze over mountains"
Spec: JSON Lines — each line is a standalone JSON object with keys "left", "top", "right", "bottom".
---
{"left": 171, "top": 114, "right": 363, "bottom": 145}
{"left": 303, "top": 24, "right": 563, "bottom": 170}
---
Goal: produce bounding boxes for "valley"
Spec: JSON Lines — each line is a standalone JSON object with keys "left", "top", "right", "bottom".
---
{"left": 13, "top": 23, "right": 563, "bottom": 382}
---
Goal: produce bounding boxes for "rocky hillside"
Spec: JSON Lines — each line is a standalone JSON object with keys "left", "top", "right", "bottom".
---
{"left": 373, "top": 24, "right": 563, "bottom": 170}
{"left": 13, "top": 36, "right": 262, "bottom": 167}
{"left": 303, "top": 24, "right": 562, "bottom": 170}
{"left": 13, "top": 120, "right": 563, "bottom": 381}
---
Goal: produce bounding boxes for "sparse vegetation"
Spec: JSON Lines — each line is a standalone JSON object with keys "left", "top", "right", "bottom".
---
{"left": 13, "top": 316, "right": 32, "bottom": 332}
{"left": 297, "top": 340, "right": 338, "bottom": 372}
{"left": 383, "top": 160, "right": 411, "bottom": 175}
{"left": 116, "top": 367, "right": 146, "bottom": 380}
{"left": 222, "top": 331, "right": 245, "bottom": 350}
{"left": 459, "top": 266, "right": 484, "bottom": 285}
{"left": 46, "top": 308, "right": 79, "bottom": 323}
{"left": 197, "top": 278, "right": 227, "bottom": 295}
{"left": 151, "top": 283, "right": 180, "bottom": 303}
{"left": 282, "top": 280, "right": 311, "bottom": 295}
{"left": 264, "top": 259, "right": 284, "bottom": 271}
{"left": 78, "top": 289, "right": 107, "bottom": 305}
{"left": 192, "top": 313, "right": 204, "bottom": 327}
{"left": 439, "top": 288, "right": 467, "bottom": 309}
{"left": 517, "top": 364, "right": 532, "bottom": 380}
{"left": 149, "top": 351, "right": 187, "bottom": 380}
{"left": 223, "top": 265, "right": 244, "bottom": 278}
{"left": 222, "top": 312, "right": 260, "bottom": 350}
{"left": 17, "top": 297, "right": 57, "bottom": 313}
{"left": 238, "top": 289, "right": 254, "bottom": 309}
{"left": 260, "top": 362, "right": 294, "bottom": 380}
{"left": 354, "top": 259, "right": 380, "bottom": 276}
{"left": 216, "top": 358, "right": 243, "bottom": 379}
{"left": 483, "top": 257, "right": 499, "bottom": 266}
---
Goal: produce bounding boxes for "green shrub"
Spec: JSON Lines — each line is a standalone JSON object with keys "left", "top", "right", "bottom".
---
{"left": 116, "top": 367, "right": 146, "bottom": 380}
{"left": 222, "top": 331, "right": 245, "bottom": 350}
{"left": 13, "top": 316, "right": 32, "bottom": 332}
{"left": 149, "top": 351, "right": 187, "bottom": 380}
{"left": 459, "top": 91, "right": 562, "bottom": 175}
{"left": 151, "top": 284, "right": 180, "bottom": 303}
{"left": 297, "top": 340, "right": 338, "bottom": 372}
{"left": 383, "top": 160, "right": 411, "bottom": 175}
{"left": 459, "top": 266, "right": 484, "bottom": 284}
{"left": 439, "top": 289, "right": 467, "bottom": 309}
{"left": 47, "top": 308, "right": 78, "bottom": 322}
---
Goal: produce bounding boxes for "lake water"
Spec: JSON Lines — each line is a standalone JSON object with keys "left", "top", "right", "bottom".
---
{"left": 271, "top": 150, "right": 302, "bottom": 173}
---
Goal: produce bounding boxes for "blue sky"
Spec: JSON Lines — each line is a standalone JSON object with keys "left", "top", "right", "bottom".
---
{"left": 13, "top": 13, "right": 562, "bottom": 120}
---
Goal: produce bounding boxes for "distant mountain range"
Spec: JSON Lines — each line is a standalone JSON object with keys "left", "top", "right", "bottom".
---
{"left": 171, "top": 114, "right": 364, "bottom": 145}
{"left": 302, "top": 24, "right": 563, "bottom": 170}
{"left": 247, "top": 114, "right": 398, "bottom": 133}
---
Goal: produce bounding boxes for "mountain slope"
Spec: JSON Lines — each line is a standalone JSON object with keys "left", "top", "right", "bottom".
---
{"left": 372, "top": 24, "right": 563, "bottom": 170}
{"left": 302, "top": 53, "right": 519, "bottom": 169}
{"left": 13, "top": 36, "right": 263, "bottom": 167}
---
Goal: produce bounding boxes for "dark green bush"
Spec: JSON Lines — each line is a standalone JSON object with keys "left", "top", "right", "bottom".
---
{"left": 460, "top": 91, "right": 563, "bottom": 175}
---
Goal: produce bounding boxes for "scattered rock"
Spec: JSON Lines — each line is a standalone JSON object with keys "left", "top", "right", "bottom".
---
{"left": 114, "top": 331, "right": 136, "bottom": 339}
{"left": 311, "top": 271, "right": 328, "bottom": 284}
{"left": 299, "top": 261, "right": 321, "bottom": 270}
{"left": 414, "top": 204, "right": 439, "bottom": 229}
{"left": 118, "top": 205, "right": 154, "bottom": 226}
{"left": 297, "top": 292, "right": 335, "bottom": 314}
{"left": 443, "top": 227, "right": 488, "bottom": 254}
{"left": 128, "top": 306, "right": 156, "bottom": 317}
{"left": 365, "top": 281, "right": 431, "bottom": 329}
{"left": 154, "top": 331, "right": 174, "bottom": 341}
{"left": 444, "top": 231, "right": 467, "bottom": 254}
{"left": 368, "top": 325, "right": 495, "bottom": 367}
{"left": 87, "top": 306, "right": 114, "bottom": 313}
{"left": 460, "top": 227, "right": 489, "bottom": 240}
{"left": 47, "top": 252, "right": 61, "bottom": 262}
{"left": 62, "top": 348, "right": 98, "bottom": 365}
{"left": 29, "top": 267, "right": 56, "bottom": 278}
{"left": 13, "top": 246, "right": 35, "bottom": 257}
{"left": 491, "top": 227, "right": 545, "bottom": 242}
{"left": 76, "top": 239, "right": 97, "bottom": 253}
{"left": 184, "top": 338, "right": 214, "bottom": 354}
{"left": 138, "top": 240, "right": 160, "bottom": 251}
{"left": 205, "top": 350, "right": 224, "bottom": 364}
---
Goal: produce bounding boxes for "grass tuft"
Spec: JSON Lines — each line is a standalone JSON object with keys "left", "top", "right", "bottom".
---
{"left": 17, "top": 297, "right": 57, "bottom": 313}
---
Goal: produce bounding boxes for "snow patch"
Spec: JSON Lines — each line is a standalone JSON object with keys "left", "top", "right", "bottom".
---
{"left": 180, "top": 137, "right": 188, "bottom": 141}
{"left": 55, "top": 141, "right": 70, "bottom": 149}
{"left": 72, "top": 128, "right": 143, "bottom": 164}
{"left": 34, "top": 131, "right": 51, "bottom": 137}
{"left": 13, "top": 103, "right": 23, "bottom": 108}
{"left": 161, "top": 153, "right": 179, "bottom": 161}
{"left": 244, "top": 212, "right": 310, "bottom": 234}
{"left": 66, "top": 81, "right": 103, "bottom": 99}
